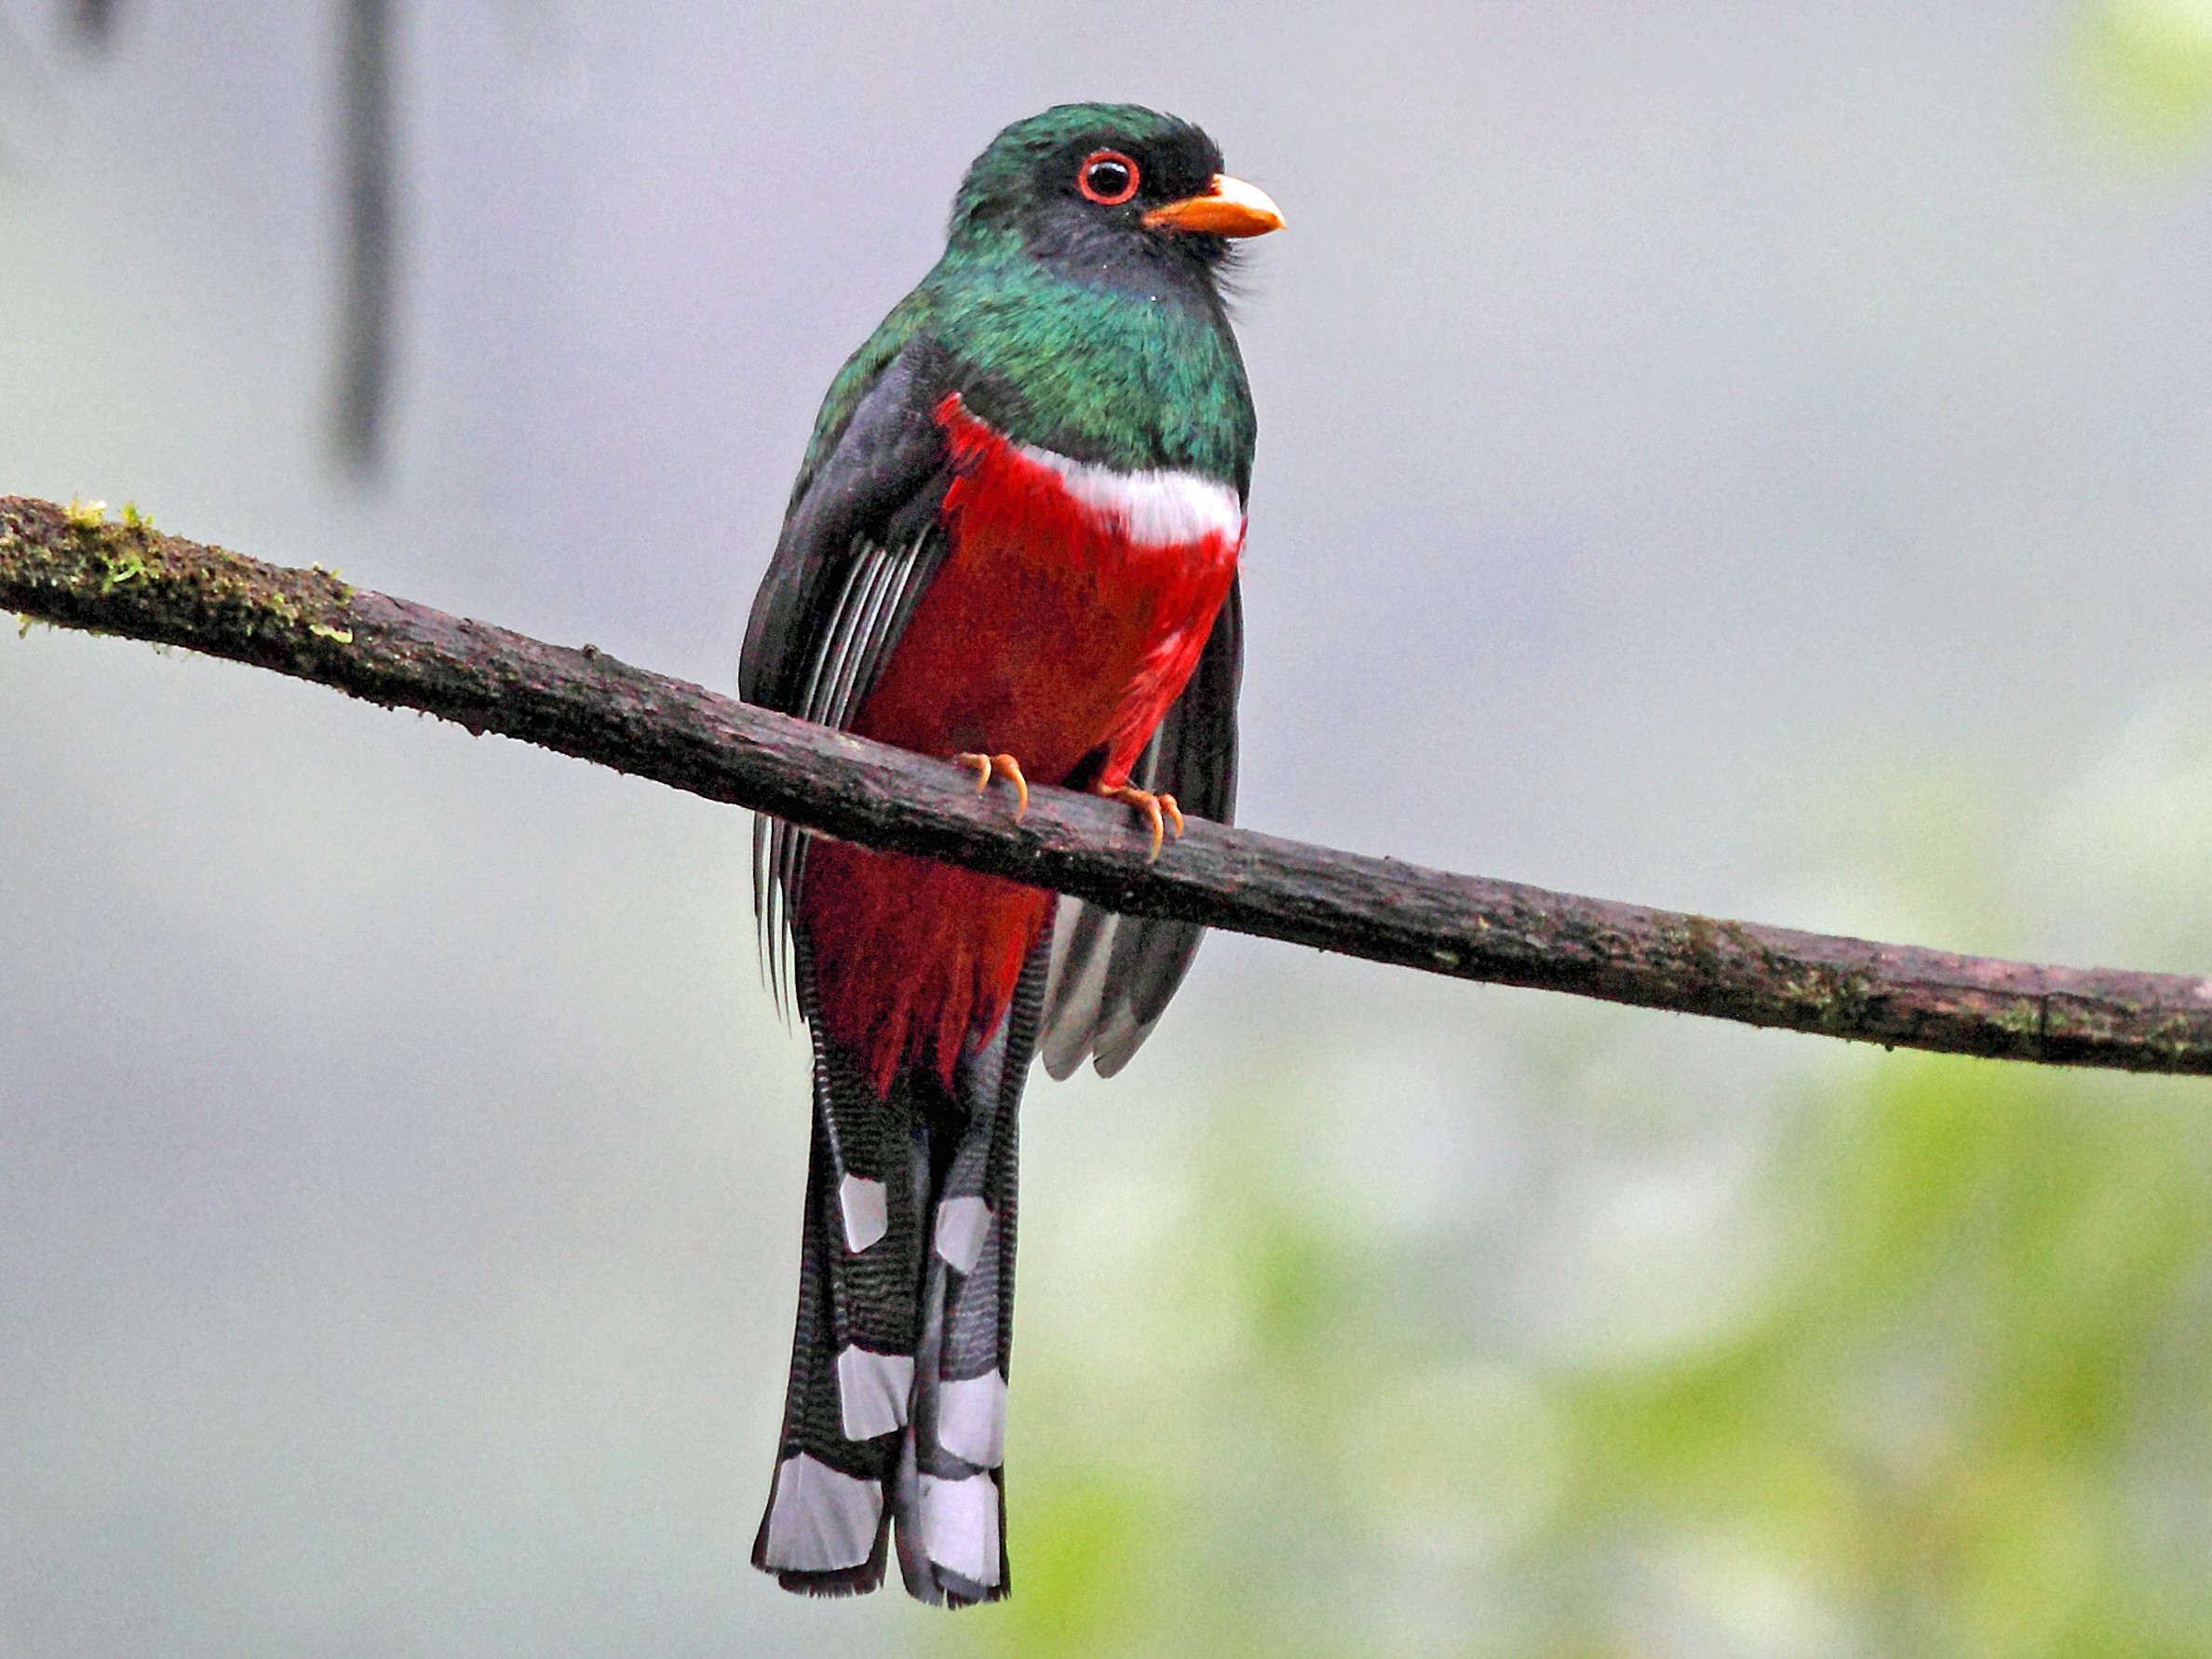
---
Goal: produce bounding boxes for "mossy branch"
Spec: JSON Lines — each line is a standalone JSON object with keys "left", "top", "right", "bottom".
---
{"left": 7, "top": 492, "right": 2211, "bottom": 1075}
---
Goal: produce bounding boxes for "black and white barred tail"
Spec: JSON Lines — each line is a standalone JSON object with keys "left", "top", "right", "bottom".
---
{"left": 752, "top": 927, "right": 1048, "bottom": 1605}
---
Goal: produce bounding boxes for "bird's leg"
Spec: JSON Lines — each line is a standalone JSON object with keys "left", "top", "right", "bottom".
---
{"left": 953, "top": 752, "right": 1031, "bottom": 820}
{"left": 1095, "top": 783, "right": 1183, "bottom": 861}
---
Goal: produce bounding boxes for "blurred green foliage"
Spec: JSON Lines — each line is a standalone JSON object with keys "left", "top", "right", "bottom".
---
{"left": 951, "top": 1055, "right": 2212, "bottom": 1657}
{"left": 2076, "top": 0, "right": 2212, "bottom": 148}
{"left": 936, "top": 719, "right": 2212, "bottom": 1656}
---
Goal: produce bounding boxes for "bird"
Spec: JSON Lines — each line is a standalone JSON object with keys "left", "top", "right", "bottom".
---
{"left": 738, "top": 102, "right": 1281, "bottom": 1605}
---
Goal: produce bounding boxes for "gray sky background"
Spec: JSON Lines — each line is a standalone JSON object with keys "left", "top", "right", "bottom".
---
{"left": 5, "top": 2, "right": 2212, "bottom": 1653}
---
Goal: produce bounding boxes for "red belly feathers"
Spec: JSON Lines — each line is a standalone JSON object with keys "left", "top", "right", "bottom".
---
{"left": 800, "top": 393, "right": 1243, "bottom": 1096}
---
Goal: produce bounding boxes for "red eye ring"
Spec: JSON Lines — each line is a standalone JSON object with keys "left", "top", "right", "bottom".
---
{"left": 1077, "top": 149, "right": 1140, "bottom": 206}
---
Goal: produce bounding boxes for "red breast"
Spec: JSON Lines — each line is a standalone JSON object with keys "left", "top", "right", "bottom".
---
{"left": 802, "top": 394, "right": 1243, "bottom": 1094}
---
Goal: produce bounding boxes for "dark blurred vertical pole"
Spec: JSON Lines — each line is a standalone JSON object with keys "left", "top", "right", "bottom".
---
{"left": 68, "top": 0, "right": 118, "bottom": 51}
{"left": 334, "top": 0, "right": 396, "bottom": 479}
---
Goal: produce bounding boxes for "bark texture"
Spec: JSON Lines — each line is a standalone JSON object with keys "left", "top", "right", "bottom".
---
{"left": 7, "top": 492, "right": 2211, "bottom": 1075}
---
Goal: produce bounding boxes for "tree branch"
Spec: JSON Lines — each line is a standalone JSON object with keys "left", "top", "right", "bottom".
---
{"left": 6, "top": 492, "right": 2209, "bottom": 1075}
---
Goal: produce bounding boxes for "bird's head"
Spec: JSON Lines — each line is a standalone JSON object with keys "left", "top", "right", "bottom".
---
{"left": 946, "top": 103, "right": 1282, "bottom": 287}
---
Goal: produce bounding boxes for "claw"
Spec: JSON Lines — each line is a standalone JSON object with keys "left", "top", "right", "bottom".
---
{"left": 991, "top": 754, "right": 1031, "bottom": 819}
{"left": 953, "top": 751, "right": 1030, "bottom": 820}
{"left": 1097, "top": 784, "right": 1183, "bottom": 861}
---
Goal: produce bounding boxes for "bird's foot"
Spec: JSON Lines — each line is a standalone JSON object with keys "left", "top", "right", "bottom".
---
{"left": 1096, "top": 783, "right": 1183, "bottom": 861}
{"left": 953, "top": 751, "right": 1030, "bottom": 820}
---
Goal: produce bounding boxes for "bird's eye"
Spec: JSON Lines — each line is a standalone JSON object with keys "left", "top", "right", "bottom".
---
{"left": 1077, "top": 150, "right": 1140, "bottom": 206}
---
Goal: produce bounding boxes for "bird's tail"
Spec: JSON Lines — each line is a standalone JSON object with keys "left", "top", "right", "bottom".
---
{"left": 753, "top": 931, "right": 1047, "bottom": 1604}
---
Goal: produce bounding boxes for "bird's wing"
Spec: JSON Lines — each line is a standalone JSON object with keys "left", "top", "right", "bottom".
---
{"left": 740, "top": 318, "right": 947, "bottom": 713}
{"left": 1039, "top": 576, "right": 1242, "bottom": 1078}
{"left": 741, "top": 338, "right": 956, "bottom": 1010}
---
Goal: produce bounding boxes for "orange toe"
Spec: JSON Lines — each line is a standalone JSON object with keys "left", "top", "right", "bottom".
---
{"left": 990, "top": 754, "right": 1030, "bottom": 820}
{"left": 954, "top": 751, "right": 1030, "bottom": 821}
{"left": 1097, "top": 784, "right": 1184, "bottom": 861}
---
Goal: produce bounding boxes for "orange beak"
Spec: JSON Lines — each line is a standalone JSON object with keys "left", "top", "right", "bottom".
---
{"left": 1141, "top": 173, "right": 1285, "bottom": 237}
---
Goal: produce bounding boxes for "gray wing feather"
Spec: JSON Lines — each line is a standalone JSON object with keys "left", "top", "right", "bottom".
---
{"left": 754, "top": 527, "right": 943, "bottom": 1012}
{"left": 1039, "top": 578, "right": 1243, "bottom": 1079}
{"left": 743, "top": 339, "right": 953, "bottom": 1016}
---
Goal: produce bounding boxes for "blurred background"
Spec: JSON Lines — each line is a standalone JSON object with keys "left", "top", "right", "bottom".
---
{"left": 7, "top": 1, "right": 2212, "bottom": 1653}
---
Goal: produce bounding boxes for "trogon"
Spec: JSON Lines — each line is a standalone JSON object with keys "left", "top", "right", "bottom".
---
{"left": 738, "top": 103, "right": 1281, "bottom": 1605}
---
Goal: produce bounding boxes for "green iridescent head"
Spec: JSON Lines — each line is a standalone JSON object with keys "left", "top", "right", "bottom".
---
{"left": 790, "top": 105, "right": 1281, "bottom": 492}
{"left": 944, "top": 102, "right": 1281, "bottom": 285}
